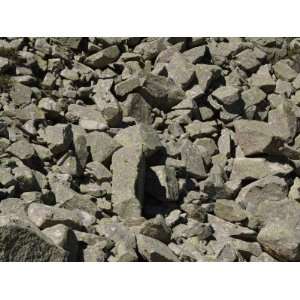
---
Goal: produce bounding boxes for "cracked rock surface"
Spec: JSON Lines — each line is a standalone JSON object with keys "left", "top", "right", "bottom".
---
{"left": 1, "top": 37, "right": 300, "bottom": 261}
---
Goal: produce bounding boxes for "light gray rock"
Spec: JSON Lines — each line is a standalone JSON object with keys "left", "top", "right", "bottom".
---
{"left": 234, "top": 120, "right": 283, "bottom": 156}
{"left": 214, "top": 199, "right": 247, "bottom": 222}
{"left": 212, "top": 86, "right": 240, "bottom": 106}
{"left": 85, "top": 45, "right": 120, "bottom": 69}
{"left": 111, "top": 146, "right": 145, "bottom": 219}
{"left": 87, "top": 132, "right": 121, "bottom": 165}
{"left": 136, "top": 234, "right": 179, "bottom": 262}
{"left": 114, "top": 124, "right": 162, "bottom": 157}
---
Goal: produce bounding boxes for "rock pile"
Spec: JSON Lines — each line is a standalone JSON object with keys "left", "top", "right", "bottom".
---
{"left": 0, "top": 37, "right": 300, "bottom": 261}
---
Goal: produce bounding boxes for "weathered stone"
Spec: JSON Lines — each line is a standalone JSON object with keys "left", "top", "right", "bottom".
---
{"left": 237, "top": 176, "right": 288, "bottom": 213}
{"left": 212, "top": 86, "right": 240, "bottom": 106}
{"left": 42, "top": 224, "right": 78, "bottom": 261}
{"left": 146, "top": 165, "right": 179, "bottom": 202}
{"left": 166, "top": 53, "right": 195, "bottom": 89}
{"left": 214, "top": 199, "right": 247, "bottom": 222}
{"left": 85, "top": 45, "right": 120, "bottom": 69}
{"left": 87, "top": 132, "right": 121, "bottom": 165}
{"left": 289, "top": 177, "right": 300, "bottom": 202}
{"left": 230, "top": 158, "right": 293, "bottom": 181}
{"left": 257, "top": 221, "right": 300, "bottom": 261}
{"left": 121, "top": 93, "right": 152, "bottom": 124}
{"left": 44, "top": 124, "right": 72, "bottom": 155}
{"left": 273, "top": 61, "right": 297, "bottom": 82}
{"left": 139, "top": 215, "right": 171, "bottom": 243}
{"left": 268, "top": 102, "right": 297, "bottom": 142}
{"left": 241, "top": 87, "right": 266, "bottom": 107}
{"left": 249, "top": 65, "right": 276, "bottom": 93}
{"left": 139, "top": 73, "right": 185, "bottom": 111}
{"left": 111, "top": 146, "right": 145, "bottom": 219}
{"left": 234, "top": 120, "right": 283, "bottom": 156}
{"left": 115, "top": 124, "right": 162, "bottom": 157}
{"left": 136, "top": 234, "right": 179, "bottom": 262}
{"left": 10, "top": 83, "right": 32, "bottom": 107}
{"left": 0, "top": 214, "right": 68, "bottom": 261}
{"left": 27, "top": 203, "right": 84, "bottom": 230}
{"left": 7, "top": 139, "right": 35, "bottom": 161}
{"left": 181, "top": 139, "right": 207, "bottom": 179}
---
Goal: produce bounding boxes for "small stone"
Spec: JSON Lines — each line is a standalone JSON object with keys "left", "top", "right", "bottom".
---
{"left": 87, "top": 132, "right": 121, "bottom": 165}
{"left": 10, "top": 83, "right": 32, "bottom": 107}
{"left": 241, "top": 87, "right": 266, "bottom": 107}
{"left": 212, "top": 86, "right": 240, "bottom": 106}
{"left": 121, "top": 93, "right": 152, "bottom": 124}
{"left": 288, "top": 177, "right": 300, "bottom": 202}
{"left": 214, "top": 199, "right": 247, "bottom": 222}
{"left": 85, "top": 45, "right": 120, "bottom": 69}
{"left": 115, "top": 123, "right": 162, "bottom": 157}
{"left": 257, "top": 221, "right": 300, "bottom": 261}
{"left": 273, "top": 61, "right": 297, "bottom": 82}
{"left": 136, "top": 234, "right": 179, "bottom": 262}
{"left": 234, "top": 120, "right": 283, "bottom": 156}
{"left": 7, "top": 139, "right": 36, "bottom": 161}
{"left": 42, "top": 224, "right": 78, "bottom": 261}
{"left": 44, "top": 124, "right": 73, "bottom": 155}
{"left": 249, "top": 65, "right": 276, "bottom": 93}
{"left": 139, "top": 215, "right": 171, "bottom": 243}
{"left": 139, "top": 73, "right": 185, "bottom": 111}
{"left": 166, "top": 52, "right": 195, "bottom": 89}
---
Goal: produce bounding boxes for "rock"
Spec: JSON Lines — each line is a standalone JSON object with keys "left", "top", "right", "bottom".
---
{"left": 185, "top": 120, "right": 217, "bottom": 139}
{"left": 212, "top": 86, "right": 240, "bottom": 106}
{"left": 230, "top": 158, "right": 293, "bottom": 181}
{"left": 273, "top": 61, "right": 297, "bottom": 82}
{"left": 139, "top": 215, "right": 171, "bottom": 243}
{"left": 83, "top": 241, "right": 107, "bottom": 262}
{"left": 95, "top": 218, "right": 136, "bottom": 249}
{"left": 136, "top": 234, "right": 179, "bottom": 262}
{"left": 27, "top": 203, "right": 84, "bottom": 231}
{"left": 115, "top": 76, "right": 142, "bottom": 97}
{"left": 111, "top": 146, "right": 145, "bottom": 219}
{"left": 249, "top": 65, "right": 276, "bottom": 93}
{"left": 214, "top": 199, "right": 247, "bottom": 222}
{"left": 208, "top": 214, "right": 257, "bottom": 241}
{"left": 237, "top": 176, "right": 288, "bottom": 213}
{"left": 234, "top": 120, "right": 283, "bottom": 156}
{"left": 87, "top": 132, "right": 121, "bottom": 165}
{"left": 7, "top": 139, "right": 36, "bottom": 161}
{"left": 42, "top": 224, "right": 78, "bottom": 261}
{"left": 0, "top": 167, "right": 15, "bottom": 187}
{"left": 146, "top": 165, "right": 179, "bottom": 202}
{"left": 257, "top": 221, "right": 300, "bottom": 261}
{"left": 289, "top": 177, "right": 300, "bottom": 202}
{"left": 85, "top": 45, "right": 120, "bottom": 69}
{"left": 10, "top": 83, "right": 32, "bottom": 107}
{"left": 121, "top": 93, "right": 152, "bottom": 124}
{"left": 115, "top": 124, "right": 162, "bottom": 157}
{"left": 0, "top": 214, "right": 68, "bottom": 261}
{"left": 250, "top": 252, "right": 277, "bottom": 262}
{"left": 139, "top": 73, "right": 185, "bottom": 111}
{"left": 166, "top": 52, "right": 195, "bottom": 89}
{"left": 241, "top": 87, "right": 266, "bottom": 107}
{"left": 44, "top": 124, "right": 73, "bottom": 155}
{"left": 268, "top": 102, "right": 297, "bottom": 142}
{"left": 85, "top": 161, "right": 112, "bottom": 183}
{"left": 181, "top": 140, "right": 207, "bottom": 179}
{"left": 182, "top": 45, "right": 207, "bottom": 64}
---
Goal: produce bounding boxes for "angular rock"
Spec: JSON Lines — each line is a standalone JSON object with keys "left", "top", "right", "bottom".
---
{"left": 111, "top": 146, "right": 145, "bottom": 219}
{"left": 85, "top": 45, "right": 120, "bottom": 69}
{"left": 136, "top": 234, "right": 179, "bottom": 262}
{"left": 214, "top": 199, "right": 247, "bottom": 222}
{"left": 212, "top": 86, "right": 240, "bottom": 106}
{"left": 234, "top": 120, "right": 283, "bottom": 156}
{"left": 114, "top": 124, "right": 162, "bottom": 157}
{"left": 0, "top": 214, "right": 68, "bottom": 261}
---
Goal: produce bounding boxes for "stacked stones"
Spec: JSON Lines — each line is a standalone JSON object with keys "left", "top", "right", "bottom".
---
{"left": 0, "top": 37, "right": 300, "bottom": 261}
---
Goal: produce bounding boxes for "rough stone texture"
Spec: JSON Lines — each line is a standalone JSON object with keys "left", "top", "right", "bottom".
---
{"left": 111, "top": 146, "right": 145, "bottom": 219}
{"left": 0, "top": 37, "right": 300, "bottom": 261}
